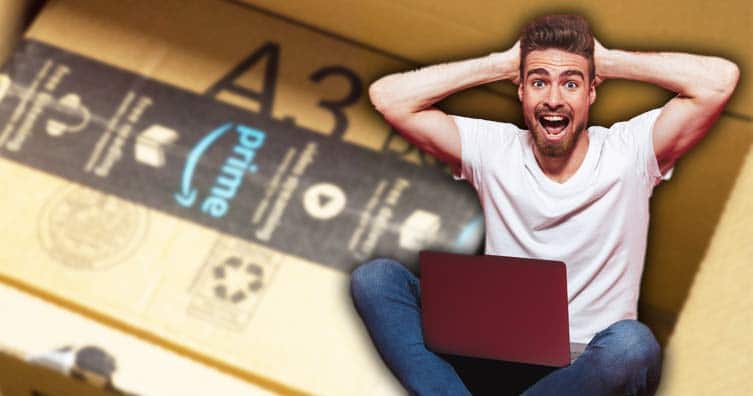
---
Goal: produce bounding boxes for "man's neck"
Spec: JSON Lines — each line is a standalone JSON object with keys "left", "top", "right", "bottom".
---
{"left": 532, "top": 131, "right": 590, "bottom": 183}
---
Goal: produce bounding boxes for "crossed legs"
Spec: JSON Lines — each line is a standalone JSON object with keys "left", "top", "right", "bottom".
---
{"left": 351, "top": 258, "right": 662, "bottom": 396}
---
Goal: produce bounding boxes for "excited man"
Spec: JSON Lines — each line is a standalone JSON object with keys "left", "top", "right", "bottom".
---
{"left": 351, "top": 14, "right": 738, "bottom": 396}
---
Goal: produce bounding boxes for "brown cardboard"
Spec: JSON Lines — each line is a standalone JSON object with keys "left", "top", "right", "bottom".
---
{"left": 1, "top": 159, "right": 389, "bottom": 395}
{"left": 0, "top": 0, "right": 495, "bottom": 394}
{"left": 1, "top": 0, "right": 750, "bottom": 394}
{"left": 643, "top": 117, "right": 753, "bottom": 331}
{"left": 0, "top": 282, "right": 276, "bottom": 396}
{"left": 657, "top": 136, "right": 753, "bottom": 395}
{"left": 237, "top": 0, "right": 752, "bottom": 120}
{"left": 0, "top": 0, "right": 40, "bottom": 65}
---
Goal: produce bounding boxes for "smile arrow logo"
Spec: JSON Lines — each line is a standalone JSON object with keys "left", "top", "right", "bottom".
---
{"left": 174, "top": 123, "right": 233, "bottom": 207}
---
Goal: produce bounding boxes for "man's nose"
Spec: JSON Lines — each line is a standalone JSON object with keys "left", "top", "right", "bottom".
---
{"left": 544, "top": 87, "right": 564, "bottom": 109}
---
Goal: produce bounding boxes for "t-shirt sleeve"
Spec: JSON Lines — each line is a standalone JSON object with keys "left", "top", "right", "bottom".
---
{"left": 449, "top": 115, "right": 514, "bottom": 190}
{"left": 612, "top": 108, "right": 673, "bottom": 187}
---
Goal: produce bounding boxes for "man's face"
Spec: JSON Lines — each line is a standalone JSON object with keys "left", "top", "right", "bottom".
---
{"left": 518, "top": 48, "right": 596, "bottom": 157}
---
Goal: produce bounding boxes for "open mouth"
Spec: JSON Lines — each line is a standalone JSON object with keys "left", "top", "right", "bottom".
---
{"left": 538, "top": 114, "right": 570, "bottom": 137}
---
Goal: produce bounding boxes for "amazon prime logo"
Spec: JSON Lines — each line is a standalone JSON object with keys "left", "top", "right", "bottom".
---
{"left": 175, "top": 123, "right": 266, "bottom": 218}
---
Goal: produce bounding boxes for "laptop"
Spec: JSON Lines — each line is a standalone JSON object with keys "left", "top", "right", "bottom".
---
{"left": 419, "top": 250, "right": 586, "bottom": 367}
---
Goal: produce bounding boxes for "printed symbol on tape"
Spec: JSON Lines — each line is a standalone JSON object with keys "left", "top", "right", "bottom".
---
{"left": 302, "top": 182, "right": 347, "bottom": 220}
{"left": 134, "top": 124, "right": 179, "bottom": 168}
{"left": 188, "top": 236, "right": 280, "bottom": 331}
{"left": 38, "top": 184, "right": 149, "bottom": 270}
{"left": 399, "top": 210, "right": 441, "bottom": 251}
{"left": 45, "top": 93, "right": 91, "bottom": 137}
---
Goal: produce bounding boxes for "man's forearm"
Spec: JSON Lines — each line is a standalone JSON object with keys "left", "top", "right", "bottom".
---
{"left": 596, "top": 42, "right": 739, "bottom": 168}
{"left": 369, "top": 47, "right": 519, "bottom": 118}
{"left": 597, "top": 47, "right": 739, "bottom": 101}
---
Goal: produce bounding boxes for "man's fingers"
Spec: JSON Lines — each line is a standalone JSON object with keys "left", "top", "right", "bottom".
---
{"left": 593, "top": 75, "right": 603, "bottom": 88}
{"left": 513, "top": 40, "right": 521, "bottom": 84}
{"left": 593, "top": 38, "right": 606, "bottom": 52}
{"left": 593, "top": 38, "right": 608, "bottom": 86}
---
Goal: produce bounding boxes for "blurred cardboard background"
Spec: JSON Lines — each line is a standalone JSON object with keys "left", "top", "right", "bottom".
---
{"left": 1, "top": 0, "right": 751, "bottom": 394}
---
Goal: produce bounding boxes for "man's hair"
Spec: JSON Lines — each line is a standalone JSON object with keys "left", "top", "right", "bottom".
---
{"left": 519, "top": 14, "right": 595, "bottom": 81}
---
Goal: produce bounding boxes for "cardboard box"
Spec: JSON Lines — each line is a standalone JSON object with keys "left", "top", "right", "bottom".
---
{"left": 2, "top": 0, "right": 751, "bottom": 394}
{"left": 0, "top": 0, "right": 499, "bottom": 394}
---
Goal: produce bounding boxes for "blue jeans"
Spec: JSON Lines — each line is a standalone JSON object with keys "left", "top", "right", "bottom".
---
{"left": 351, "top": 258, "right": 662, "bottom": 396}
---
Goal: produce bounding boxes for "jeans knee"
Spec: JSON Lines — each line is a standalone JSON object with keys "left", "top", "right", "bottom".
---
{"left": 591, "top": 320, "right": 662, "bottom": 394}
{"left": 350, "top": 258, "right": 407, "bottom": 303}
{"left": 608, "top": 320, "right": 661, "bottom": 368}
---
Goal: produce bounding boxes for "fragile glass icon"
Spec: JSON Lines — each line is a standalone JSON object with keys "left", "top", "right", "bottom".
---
{"left": 45, "top": 93, "right": 91, "bottom": 137}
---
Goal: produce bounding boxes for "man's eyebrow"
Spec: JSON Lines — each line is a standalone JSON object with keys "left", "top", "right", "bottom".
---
{"left": 526, "top": 68, "right": 549, "bottom": 77}
{"left": 561, "top": 70, "right": 585, "bottom": 79}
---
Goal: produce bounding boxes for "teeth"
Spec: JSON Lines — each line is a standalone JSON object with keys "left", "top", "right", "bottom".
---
{"left": 543, "top": 116, "right": 565, "bottom": 121}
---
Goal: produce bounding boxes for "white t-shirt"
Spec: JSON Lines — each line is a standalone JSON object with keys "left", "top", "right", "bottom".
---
{"left": 452, "top": 108, "right": 668, "bottom": 343}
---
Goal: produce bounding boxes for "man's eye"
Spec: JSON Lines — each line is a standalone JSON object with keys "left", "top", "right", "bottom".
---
{"left": 565, "top": 81, "right": 578, "bottom": 89}
{"left": 532, "top": 80, "right": 545, "bottom": 88}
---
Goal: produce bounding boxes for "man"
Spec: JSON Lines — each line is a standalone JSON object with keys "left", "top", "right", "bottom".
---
{"left": 350, "top": 14, "right": 738, "bottom": 396}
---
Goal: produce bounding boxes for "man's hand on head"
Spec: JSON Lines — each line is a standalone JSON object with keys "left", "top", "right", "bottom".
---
{"left": 368, "top": 39, "right": 523, "bottom": 171}
{"left": 509, "top": 40, "right": 521, "bottom": 85}
{"left": 592, "top": 38, "right": 609, "bottom": 88}
{"left": 491, "top": 40, "right": 521, "bottom": 85}
{"left": 586, "top": 37, "right": 739, "bottom": 172}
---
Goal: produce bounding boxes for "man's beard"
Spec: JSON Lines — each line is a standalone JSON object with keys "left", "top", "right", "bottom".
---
{"left": 526, "top": 106, "right": 586, "bottom": 157}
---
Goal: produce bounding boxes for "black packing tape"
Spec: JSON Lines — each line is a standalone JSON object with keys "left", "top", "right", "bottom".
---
{"left": 0, "top": 39, "right": 484, "bottom": 272}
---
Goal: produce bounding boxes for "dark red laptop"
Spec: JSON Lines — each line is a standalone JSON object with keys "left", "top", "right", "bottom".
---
{"left": 419, "top": 250, "right": 572, "bottom": 367}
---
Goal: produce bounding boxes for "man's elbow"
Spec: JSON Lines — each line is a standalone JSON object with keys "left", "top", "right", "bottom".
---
{"left": 711, "top": 58, "right": 740, "bottom": 99}
{"left": 369, "top": 77, "right": 412, "bottom": 121}
{"left": 368, "top": 78, "right": 393, "bottom": 115}
{"left": 690, "top": 58, "right": 739, "bottom": 108}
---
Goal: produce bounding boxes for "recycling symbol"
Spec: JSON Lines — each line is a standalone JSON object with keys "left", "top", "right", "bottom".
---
{"left": 212, "top": 256, "right": 264, "bottom": 304}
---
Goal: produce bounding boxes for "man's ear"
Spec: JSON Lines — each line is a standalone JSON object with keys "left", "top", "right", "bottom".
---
{"left": 518, "top": 80, "right": 523, "bottom": 102}
{"left": 589, "top": 81, "right": 597, "bottom": 105}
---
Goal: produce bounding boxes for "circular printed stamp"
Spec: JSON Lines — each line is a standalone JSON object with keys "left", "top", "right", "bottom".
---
{"left": 38, "top": 184, "right": 149, "bottom": 270}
